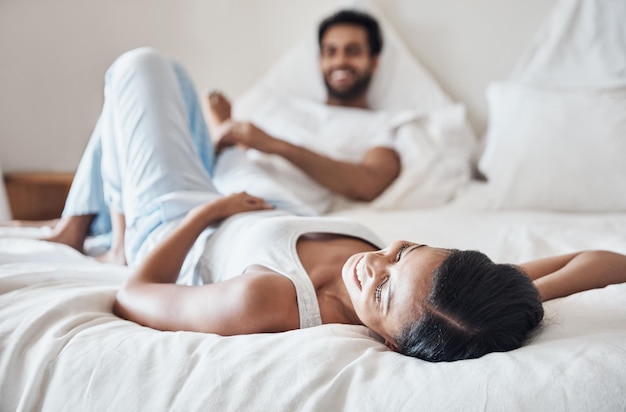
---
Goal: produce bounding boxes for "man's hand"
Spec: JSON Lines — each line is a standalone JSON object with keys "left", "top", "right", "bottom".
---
{"left": 215, "top": 121, "right": 281, "bottom": 154}
{"left": 215, "top": 120, "right": 399, "bottom": 201}
{"left": 204, "top": 91, "right": 232, "bottom": 139}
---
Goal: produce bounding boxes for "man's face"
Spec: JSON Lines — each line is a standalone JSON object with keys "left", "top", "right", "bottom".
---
{"left": 319, "top": 24, "right": 378, "bottom": 104}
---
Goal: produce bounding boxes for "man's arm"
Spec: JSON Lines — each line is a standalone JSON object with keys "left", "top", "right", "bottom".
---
{"left": 518, "top": 251, "right": 626, "bottom": 301}
{"left": 217, "top": 121, "right": 400, "bottom": 201}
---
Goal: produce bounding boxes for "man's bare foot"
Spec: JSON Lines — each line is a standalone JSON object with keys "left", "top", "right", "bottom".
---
{"left": 205, "top": 90, "right": 232, "bottom": 139}
{"left": 95, "top": 248, "right": 127, "bottom": 266}
{"left": 43, "top": 215, "right": 95, "bottom": 253}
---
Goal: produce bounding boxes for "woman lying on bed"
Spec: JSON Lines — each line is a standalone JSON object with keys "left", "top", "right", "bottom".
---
{"left": 112, "top": 190, "right": 626, "bottom": 363}
{"left": 44, "top": 48, "right": 626, "bottom": 363}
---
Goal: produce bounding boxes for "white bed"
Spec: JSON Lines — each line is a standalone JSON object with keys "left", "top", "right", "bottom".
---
{"left": 2, "top": 0, "right": 626, "bottom": 410}
{"left": 1, "top": 196, "right": 626, "bottom": 411}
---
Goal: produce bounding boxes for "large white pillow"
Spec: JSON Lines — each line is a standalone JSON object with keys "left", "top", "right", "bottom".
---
{"left": 368, "top": 104, "right": 475, "bottom": 209}
{"left": 479, "top": 82, "right": 626, "bottom": 212}
{"left": 511, "top": 0, "right": 626, "bottom": 90}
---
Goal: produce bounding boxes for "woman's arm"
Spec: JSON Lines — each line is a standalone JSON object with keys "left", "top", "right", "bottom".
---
{"left": 519, "top": 250, "right": 626, "bottom": 301}
{"left": 129, "top": 192, "right": 271, "bottom": 284}
{"left": 112, "top": 193, "right": 299, "bottom": 335}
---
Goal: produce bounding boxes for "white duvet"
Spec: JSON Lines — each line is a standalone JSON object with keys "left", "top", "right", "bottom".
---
{"left": 1, "top": 189, "right": 626, "bottom": 411}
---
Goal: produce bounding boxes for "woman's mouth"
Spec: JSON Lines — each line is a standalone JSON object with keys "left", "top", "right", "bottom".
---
{"left": 354, "top": 256, "right": 364, "bottom": 291}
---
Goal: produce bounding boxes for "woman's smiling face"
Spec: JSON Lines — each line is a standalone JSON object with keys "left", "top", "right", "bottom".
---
{"left": 342, "top": 241, "right": 450, "bottom": 349}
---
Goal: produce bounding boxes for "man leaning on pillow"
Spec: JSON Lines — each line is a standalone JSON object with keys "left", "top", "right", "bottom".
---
{"left": 6, "top": 9, "right": 402, "bottom": 265}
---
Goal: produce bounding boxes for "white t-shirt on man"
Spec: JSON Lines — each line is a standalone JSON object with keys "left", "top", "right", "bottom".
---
{"left": 213, "top": 96, "right": 395, "bottom": 215}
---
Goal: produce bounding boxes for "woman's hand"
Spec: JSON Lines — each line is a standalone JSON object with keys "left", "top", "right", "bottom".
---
{"left": 120, "top": 192, "right": 272, "bottom": 290}
{"left": 188, "top": 192, "right": 273, "bottom": 226}
{"left": 212, "top": 192, "right": 273, "bottom": 220}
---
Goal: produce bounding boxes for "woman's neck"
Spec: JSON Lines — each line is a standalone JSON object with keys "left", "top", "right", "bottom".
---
{"left": 297, "top": 234, "right": 376, "bottom": 325}
{"left": 322, "top": 282, "right": 363, "bottom": 325}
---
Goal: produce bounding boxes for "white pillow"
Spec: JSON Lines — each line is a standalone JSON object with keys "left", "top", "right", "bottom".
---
{"left": 369, "top": 104, "right": 475, "bottom": 209}
{"left": 511, "top": 0, "right": 626, "bottom": 90}
{"left": 479, "top": 82, "right": 626, "bottom": 212}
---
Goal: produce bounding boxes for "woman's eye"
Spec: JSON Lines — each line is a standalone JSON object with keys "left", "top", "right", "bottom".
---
{"left": 395, "top": 243, "right": 409, "bottom": 262}
{"left": 375, "top": 278, "right": 389, "bottom": 303}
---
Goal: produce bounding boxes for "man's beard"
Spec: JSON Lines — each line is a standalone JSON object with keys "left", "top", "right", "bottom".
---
{"left": 324, "top": 72, "right": 373, "bottom": 102}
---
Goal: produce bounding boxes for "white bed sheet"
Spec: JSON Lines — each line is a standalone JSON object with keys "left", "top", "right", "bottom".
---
{"left": 1, "top": 187, "right": 626, "bottom": 411}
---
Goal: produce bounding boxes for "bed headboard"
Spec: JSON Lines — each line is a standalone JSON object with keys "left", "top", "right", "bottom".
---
{"left": 0, "top": 0, "right": 554, "bottom": 173}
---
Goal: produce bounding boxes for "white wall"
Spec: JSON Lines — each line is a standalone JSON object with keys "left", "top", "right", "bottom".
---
{"left": 0, "top": 0, "right": 553, "bottom": 173}
{"left": 377, "top": 0, "right": 553, "bottom": 136}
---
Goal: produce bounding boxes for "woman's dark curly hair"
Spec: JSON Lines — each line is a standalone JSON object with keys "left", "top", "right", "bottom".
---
{"left": 395, "top": 249, "right": 544, "bottom": 362}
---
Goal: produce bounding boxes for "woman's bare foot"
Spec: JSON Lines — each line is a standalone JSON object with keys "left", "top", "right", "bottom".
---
{"left": 205, "top": 90, "right": 232, "bottom": 139}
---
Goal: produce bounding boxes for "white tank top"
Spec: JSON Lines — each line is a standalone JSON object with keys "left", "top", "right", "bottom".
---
{"left": 193, "top": 210, "right": 385, "bottom": 328}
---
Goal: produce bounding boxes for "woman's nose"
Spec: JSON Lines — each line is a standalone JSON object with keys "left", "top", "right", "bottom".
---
{"left": 363, "top": 253, "right": 387, "bottom": 280}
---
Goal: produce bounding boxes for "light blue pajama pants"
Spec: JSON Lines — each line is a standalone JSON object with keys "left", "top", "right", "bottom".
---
{"left": 63, "top": 48, "right": 218, "bottom": 265}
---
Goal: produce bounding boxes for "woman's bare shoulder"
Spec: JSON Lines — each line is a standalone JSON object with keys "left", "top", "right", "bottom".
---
{"left": 237, "top": 266, "right": 301, "bottom": 332}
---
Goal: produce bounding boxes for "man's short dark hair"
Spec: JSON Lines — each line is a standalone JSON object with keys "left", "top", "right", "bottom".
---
{"left": 318, "top": 10, "right": 383, "bottom": 56}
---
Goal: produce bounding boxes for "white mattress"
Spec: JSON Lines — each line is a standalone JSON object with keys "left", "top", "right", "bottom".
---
{"left": 1, "top": 187, "right": 626, "bottom": 411}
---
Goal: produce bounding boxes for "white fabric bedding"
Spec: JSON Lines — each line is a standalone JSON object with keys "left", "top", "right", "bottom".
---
{"left": 511, "top": 0, "right": 626, "bottom": 90}
{"left": 1, "top": 188, "right": 626, "bottom": 411}
{"left": 478, "top": 0, "right": 626, "bottom": 213}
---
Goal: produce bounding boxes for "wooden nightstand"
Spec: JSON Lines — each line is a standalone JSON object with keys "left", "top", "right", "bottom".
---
{"left": 3, "top": 172, "right": 74, "bottom": 220}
